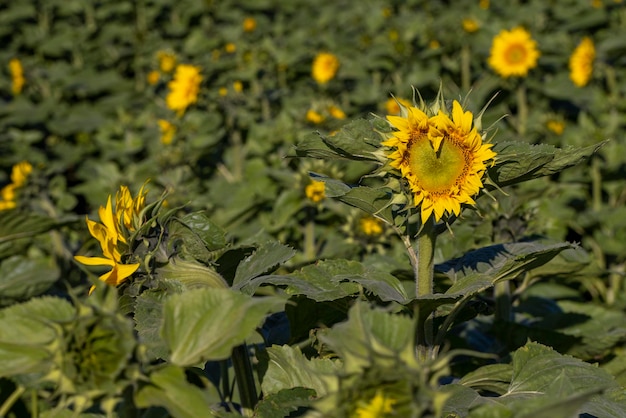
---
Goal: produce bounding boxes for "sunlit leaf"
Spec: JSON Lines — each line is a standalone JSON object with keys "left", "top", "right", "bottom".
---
{"left": 162, "top": 288, "right": 284, "bottom": 365}
{"left": 262, "top": 345, "right": 339, "bottom": 397}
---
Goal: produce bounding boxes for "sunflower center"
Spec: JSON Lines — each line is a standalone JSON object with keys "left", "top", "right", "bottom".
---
{"left": 408, "top": 136, "right": 467, "bottom": 194}
{"left": 504, "top": 44, "right": 527, "bottom": 64}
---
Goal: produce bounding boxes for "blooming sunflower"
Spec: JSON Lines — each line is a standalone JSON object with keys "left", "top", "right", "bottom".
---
{"left": 569, "top": 37, "right": 595, "bottom": 87}
{"left": 166, "top": 64, "right": 202, "bottom": 115}
{"left": 383, "top": 101, "right": 496, "bottom": 223}
{"left": 488, "top": 27, "right": 540, "bottom": 78}
{"left": 312, "top": 52, "right": 340, "bottom": 84}
{"left": 75, "top": 184, "right": 148, "bottom": 292}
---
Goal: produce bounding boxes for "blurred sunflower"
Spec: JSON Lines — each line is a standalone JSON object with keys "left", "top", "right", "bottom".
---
{"left": 243, "top": 17, "right": 257, "bottom": 32}
{"left": 383, "top": 101, "right": 496, "bottom": 223}
{"left": 166, "top": 64, "right": 202, "bottom": 115}
{"left": 305, "top": 180, "right": 326, "bottom": 203}
{"left": 384, "top": 97, "right": 412, "bottom": 115}
{"left": 312, "top": 52, "right": 340, "bottom": 84}
{"left": 75, "top": 184, "right": 148, "bottom": 292}
{"left": 157, "top": 51, "right": 177, "bottom": 73}
{"left": 569, "top": 37, "right": 595, "bottom": 87}
{"left": 353, "top": 390, "right": 396, "bottom": 418}
{"left": 158, "top": 119, "right": 176, "bottom": 145}
{"left": 0, "top": 161, "right": 32, "bottom": 210}
{"left": 8, "top": 58, "right": 25, "bottom": 95}
{"left": 488, "top": 27, "right": 539, "bottom": 78}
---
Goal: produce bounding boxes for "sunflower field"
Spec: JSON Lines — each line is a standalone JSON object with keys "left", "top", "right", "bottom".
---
{"left": 2, "top": 0, "right": 626, "bottom": 417}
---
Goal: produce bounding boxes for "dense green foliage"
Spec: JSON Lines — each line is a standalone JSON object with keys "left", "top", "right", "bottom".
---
{"left": 1, "top": 0, "right": 626, "bottom": 417}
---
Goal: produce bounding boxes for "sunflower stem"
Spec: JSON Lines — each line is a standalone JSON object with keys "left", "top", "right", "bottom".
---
{"left": 416, "top": 216, "right": 436, "bottom": 361}
{"left": 0, "top": 384, "right": 25, "bottom": 417}
{"left": 231, "top": 343, "right": 257, "bottom": 416}
{"left": 304, "top": 211, "right": 316, "bottom": 261}
{"left": 461, "top": 43, "right": 471, "bottom": 93}
{"left": 516, "top": 83, "right": 527, "bottom": 136}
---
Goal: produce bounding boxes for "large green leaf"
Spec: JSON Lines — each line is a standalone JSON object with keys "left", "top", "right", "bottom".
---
{"left": 0, "top": 210, "right": 69, "bottom": 259}
{"left": 0, "top": 296, "right": 75, "bottom": 377}
{"left": 318, "top": 302, "right": 417, "bottom": 374}
{"left": 232, "top": 241, "right": 296, "bottom": 289}
{"left": 261, "top": 345, "right": 340, "bottom": 397}
{"left": 240, "top": 259, "right": 361, "bottom": 301}
{"left": 459, "top": 364, "right": 513, "bottom": 395}
{"left": 295, "top": 118, "right": 383, "bottom": 161}
{"left": 255, "top": 387, "right": 316, "bottom": 418}
{"left": 442, "top": 241, "right": 573, "bottom": 298}
{"left": 336, "top": 186, "right": 395, "bottom": 225}
{"left": 168, "top": 212, "right": 227, "bottom": 263}
{"left": 157, "top": 257, "right": 228, "bottom": 289}
{"left": 134, "top": 365, "right": 220, "bottom": 418}
{"left": 488, "top": 141, "right": 604, "bottom": 187}
{"left": 162, "top": 288, "right": 284, "bottom": 365}
{"left": 0, "top": 256, "right": 60, "bottom": 305}
{"left": 134, "top": 290, "right": 170, "bottom": 361}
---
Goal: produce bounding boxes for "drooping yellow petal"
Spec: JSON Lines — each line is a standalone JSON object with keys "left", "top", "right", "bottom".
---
{"left": 74, "top": 255, "right": 116, "bottom": 267}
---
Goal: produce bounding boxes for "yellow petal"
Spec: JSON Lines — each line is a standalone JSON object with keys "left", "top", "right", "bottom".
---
{"left": 74, "top": 255, "right": 116, "bottom": 267}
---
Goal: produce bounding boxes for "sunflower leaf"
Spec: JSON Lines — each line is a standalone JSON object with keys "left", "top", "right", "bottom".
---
{"left": 232, "top": 241, "right": 296, "bottom": 289}
{"left": 162, "top": 288, "right": 284, "bottom": 365}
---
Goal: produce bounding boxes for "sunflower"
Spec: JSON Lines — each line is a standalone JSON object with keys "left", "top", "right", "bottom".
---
{"left": 383, "top": 101, "right": 496, "bottom": 223}
{"left": 9, "top": 58, "right": 25, "bottom": 95}
{"left": 352, "top": 390, "right": 396, "bottom": 418}
{"left": 569, "top": 37, "right": 595, "bottom": 87}
{"left": 166, "top": 64, "right": 202, "bottom": 115}
{"left": 312, "top": 52, "right": 340, "bottom": 84}
{"left": 75, "top": 184, "right": 148, "bottom": 292}
{"left": 488, "top": 27, "right": 540, "bottom": 78}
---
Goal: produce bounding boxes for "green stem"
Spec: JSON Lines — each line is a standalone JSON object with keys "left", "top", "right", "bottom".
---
{"left": 231, "top": 344, "right": 257, "bottom": 416}
{"left": 304, "top": 210, "right": 316, "bottom": 261}
{"left": 220, "top": 359, "right": 231, "bottom": 401}
{"left": 591, "top": 157, "right": 602, "bottom": 212}
{"left": 416, "top": 217, "right": 436, "bottom": 361}
{"left": 461, "top": 43, "right": 471, "bottom": 93}
{"left": 516, "top": 84, "right": 527, "bottom": 136}
{"left": 0, "top": 385, "right": 25, "bottom": 417}
{"left": 494, "top": 280, "right": 512, "bottom": 323}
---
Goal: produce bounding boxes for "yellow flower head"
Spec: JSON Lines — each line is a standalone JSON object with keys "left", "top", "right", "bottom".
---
{"left": 359, "top": 216, "right": 383, "bottom": 236}
{"left": 9, "top": 58, "right": 25, "bottom": 95}
{"left": 225, "top": 43, "right": 237, "bottom": 53}
{"left": 233, "top": 80, "right": 243, "bottom": 93}
{"left": 74, "top": 183, "right": 148, "bottom": 292}
{"left": 385, "top": 97, "right": 412, "bottom": 116}
{"left": 328, "top": 105, "right": 346, "bottom": 119}
{"left": 488, "top": 27, "right": 540, "bottom": 78}
{"left": 305, "top": 180, "right": 326, "bottom": 203}
{"left": 462, "top": 18, "right": 480, "bottom": 33}
{"left": 546, "top": 119, "right": 565, "bottom": 135}
{"left": 157, "top": 51, "right": 177, "bottom": 73}
{"left": 479, "top": 0, "right": 490, "bottom": 9}
{"left": 312, "top": 52, "right": 340, "bottom": 84}
{"left": 353, "top": 391, "right": 396, "bottom": 418}
{"left": 11, "top": 161, "right": 32, "bottom": 187}
{"left": 243, "top": 17, "right": 257, "bottom": 32}
{"left": 306, "top": 109, "right": 325, "bottom": 124}
{"left": 383, "top": 101, "right": 496, "bottom": 223}
{"left": 166, "top": 64, "right": 203, "bottom": 114}
{"left": 158, "top": 119, "right": 176, "bottom": 145}
{"left": 147, "top": 70, "right": 160, "bottom": 85}
{"left": 569, "top": 37, "right": 595, "bottom": 87}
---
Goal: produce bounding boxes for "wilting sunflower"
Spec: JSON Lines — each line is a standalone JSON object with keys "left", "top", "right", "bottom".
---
{"left": 569, "top": 37, "right": 595, "bottom": 87}
{"left": 75, "top": 184, "right": 148, "bottom": 292}
{"left": 383, "top": 101, "right": 496, "bottom": 223}
{"left": 488, "top": 27, "right": 539, "bottom": 78}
